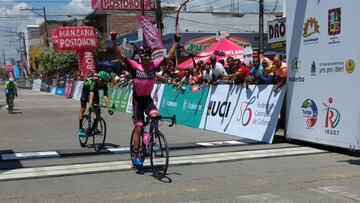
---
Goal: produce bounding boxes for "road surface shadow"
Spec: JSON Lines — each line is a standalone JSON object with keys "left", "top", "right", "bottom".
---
{"left": 0, "top": 150, "right": 24, "bottom": 171}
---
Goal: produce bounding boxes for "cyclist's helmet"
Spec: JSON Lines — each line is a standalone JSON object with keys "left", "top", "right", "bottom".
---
{"left": 97, "top": 71, "right": 110, "bottom": 81}
{"left": 9, "top": 77, "right": 14, "bottom": 82}
{"left": 138, "top": 46, "right": 153, "bottom": 56}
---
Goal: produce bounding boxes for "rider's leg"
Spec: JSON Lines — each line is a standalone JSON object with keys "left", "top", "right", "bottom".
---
{"left": 5, "top": 94, "right": 10, "bottom": 108}
{"left": 79, "top": 107, "right": 86, "bottom": 129}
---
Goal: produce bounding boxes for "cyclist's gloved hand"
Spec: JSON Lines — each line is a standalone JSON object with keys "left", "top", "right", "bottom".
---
{"left": 107, "top": 105, "right": 115, "bottom": 116}
{"left": 174, "top": 34, "right": 181, "bottom": 43}
{"left": 110, "top": 31, "right": 117, "bottom": 40}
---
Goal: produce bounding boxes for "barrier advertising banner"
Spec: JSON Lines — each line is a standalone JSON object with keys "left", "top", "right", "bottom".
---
{"left": 32, "top": 79, "right": 42, "bottom": 91}
{"left": 64, "top": 80, "right": 74, "bottom": 98}
{"left": 151, "top": 83, "right": 165, "bottom": 109}
{"left": 286, "top": 0, "right": 360, "bottom": 149}
{"left": 55, "top": 79, "right": 66, "bottom": 96}
{"left": 72, "top": 81, "right": 84, "bottom": 100}
{"left": 110, "top": 85, "right": 132, "bottom": 112}
{"left": 199, "top": 85, "right": 285, "bottom": 143}
{"left": 159, "top": 85, "right": 209, "bottom": 128}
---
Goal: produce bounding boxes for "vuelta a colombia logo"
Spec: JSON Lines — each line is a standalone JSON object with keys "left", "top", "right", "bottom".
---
{"left": 237, "top": 96, "right": 256, "bottom": 126}
{"left": 301, "top": 99, "right": 318, "bottom": 129}
{"left": 323, "top": 97, "right": 340, "bottom": 129}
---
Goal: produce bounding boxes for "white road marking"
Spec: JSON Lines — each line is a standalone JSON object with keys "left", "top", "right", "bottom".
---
{"left": 106, "top": 147, "right": 130, "bottom": 153}
{"left": 237, "top": 193, "right": 293, "bottom": 203}
{"left": 312, "top": 186, "right": 360, "bottom": 201}
{"left": 196, "top": 140, "right": 245, "bottom": 147}
{"left": 2, "top": 151, "right": 59, "bottom": 160}
{"left": 0, "top": 147, "right": 327, "bottom": 181}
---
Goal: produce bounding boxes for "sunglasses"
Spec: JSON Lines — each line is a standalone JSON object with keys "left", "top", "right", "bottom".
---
{"left": 141, "top": 54, "right": 151, "bottom": 58}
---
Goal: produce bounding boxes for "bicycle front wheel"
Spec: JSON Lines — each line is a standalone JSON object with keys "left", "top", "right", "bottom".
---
{"left": 150, "top": 131, "right": 169, "bottom": 180}
{"left": 93, "top": 117, "right": 106, "bottom": 152}
{"left": 79, "top": 115, "right": 90, "bottom": 147}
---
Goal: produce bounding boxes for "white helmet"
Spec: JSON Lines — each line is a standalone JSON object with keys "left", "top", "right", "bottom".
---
{"left": 9, "top": 77, "right": 14, "bottom": 82}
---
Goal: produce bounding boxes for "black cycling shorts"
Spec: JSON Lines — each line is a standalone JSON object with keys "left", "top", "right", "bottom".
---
{"left": 132, "top": 95, "right": 158, "bottom": 127}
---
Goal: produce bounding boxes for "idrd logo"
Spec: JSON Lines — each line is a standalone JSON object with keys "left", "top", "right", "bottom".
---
{"left": 207, "top": 101, "right": 232, "bottom": 118}
{"left": 237, "top": 96, "right": 256, "bottom": 126}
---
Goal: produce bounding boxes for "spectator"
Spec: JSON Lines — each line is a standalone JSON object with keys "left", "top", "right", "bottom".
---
{"left": 273, "top": 54, "right": 287, "bottom": 92}
{"left": 210, "top": 56, "right": 227, "bottom": 83}
{"left": 225, "top": 56, "right": 237, "bottom": 74}
{"left": 202, "top": 63, "right": 213, "bottom": 85}
{"left": 257, "top": 60, "right": 274, "bottom": 84}
{"left": 223, "top": 59, "right": 249, "bottom": 85}
{"left": 245, "top": 57, "right": 263, "bottom": 84}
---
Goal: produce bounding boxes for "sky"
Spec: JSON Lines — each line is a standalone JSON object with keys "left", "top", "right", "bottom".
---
{"left": 0, "top": 0, "right": 283, "bottom": 63}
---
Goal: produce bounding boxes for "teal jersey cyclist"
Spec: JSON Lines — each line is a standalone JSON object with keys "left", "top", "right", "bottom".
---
{"left": 78, "top": 71, "right": 112, "bottom": 137}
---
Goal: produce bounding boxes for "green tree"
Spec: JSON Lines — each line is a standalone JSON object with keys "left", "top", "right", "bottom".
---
{"left": 38, "top": 48, "right": 78, "bottom": 78}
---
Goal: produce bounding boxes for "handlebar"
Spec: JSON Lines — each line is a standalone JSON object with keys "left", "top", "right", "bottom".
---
{"left": 159, "top": 115, "right": 177, "bottom": 127}
{"left": 146, "top": 115, "right": 177, "bottom": 127}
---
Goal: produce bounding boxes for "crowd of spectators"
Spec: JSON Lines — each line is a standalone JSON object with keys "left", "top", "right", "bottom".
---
{"left": 146, "top": 49, "right": 288, "bottom": 92}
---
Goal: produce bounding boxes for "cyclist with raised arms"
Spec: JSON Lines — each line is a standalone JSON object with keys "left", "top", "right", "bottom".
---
{"left": 111, "top": 32, "right": 180, "bottom": 168}
{"left": 78, "top": 71, "right": 113, "bottom": 137}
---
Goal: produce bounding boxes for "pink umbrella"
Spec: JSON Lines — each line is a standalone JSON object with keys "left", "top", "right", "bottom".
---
{"left": 177, "top": 38, "right": 245, "bottom": 69}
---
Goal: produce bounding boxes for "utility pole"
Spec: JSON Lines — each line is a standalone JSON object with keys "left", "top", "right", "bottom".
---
{"left": 20, "top": 7, "right": 49, "bottom": 47}
{"left": 259, "top": 0, "right": 264, "bottom": 53}
{"left": 2, "top": 50, "right": 5, "bottom": 66}
{"left": 141, "top": 0, "right": 145, "bottom": 46}
{"left": 22, "top": 32, "right": 28, "bottom": 69}
{"left": 43, "top": 6, "right": 49, "bottom": 47}
{"left": 155, "top": 0, "right": 163, "bottom": 37}
{"left": 18, "top": 32, "right": 23, "bottom": 61}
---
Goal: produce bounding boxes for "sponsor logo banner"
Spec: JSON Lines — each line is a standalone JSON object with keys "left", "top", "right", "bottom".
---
{"left": 72, "top": 81, "right": 84, "bottom": 101}
{"left": 159, "top": 84, "right": 209, "bottom": 128}
{"left": 199, "top": 85, "right": 285, "bottom": 143}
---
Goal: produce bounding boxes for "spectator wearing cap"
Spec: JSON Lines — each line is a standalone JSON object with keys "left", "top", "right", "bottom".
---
{"left": 210, "top": 56, "right": 227, "bottom": 83}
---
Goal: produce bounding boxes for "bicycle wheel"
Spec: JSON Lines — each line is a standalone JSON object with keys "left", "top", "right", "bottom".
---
{"left": 130, "top": 129, "right": 145, "bottom": 166}
{"left": 93, "top": 117, "right": 106, "bottom": 152}
{"left": 150, "top": 131, "right": 169, "bottom": 179}
{"left": 7, "top": 96, "right": 14, "bottom": 114}
{"left": 79, "top": 115, "right": 90, "bottom": 147}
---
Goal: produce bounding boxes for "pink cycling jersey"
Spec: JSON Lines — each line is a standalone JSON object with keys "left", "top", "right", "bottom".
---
{"left": 126, "top": 57, "right": 165, "bottom": 96}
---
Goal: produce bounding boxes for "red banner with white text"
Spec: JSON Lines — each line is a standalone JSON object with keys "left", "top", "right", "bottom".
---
{"left": 91, "top": 0, "right": 155, "bottom": 10}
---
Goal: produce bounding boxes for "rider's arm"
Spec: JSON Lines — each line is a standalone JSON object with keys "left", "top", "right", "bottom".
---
{"left": 111, "top": 32, "right": 126, "bottom": 63}
{"left": 165, "top": 34, "right": 181, "bottom": 61}
{"left": 88, "top": 91, "right": 94, "bottom": 106}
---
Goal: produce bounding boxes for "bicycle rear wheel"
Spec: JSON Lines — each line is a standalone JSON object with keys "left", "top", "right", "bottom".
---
{"left": 79, "top": 115, "right": 90, "bottom": 147}
{"left": 150, "top": 131, "right": 169, "bottom": 179}
{"left": 130, "top": 129, "right": 145, "bottom": 167}
{"left": 7, "top": 96, "right": 14, "bottom": 114}
{"left": 93, "top": 117, "right": 106, "bottom": 152}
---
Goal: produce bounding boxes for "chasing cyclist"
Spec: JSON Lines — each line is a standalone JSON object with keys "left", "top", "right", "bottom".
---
{"left": 111, "top": 31, "right": 180, "bottom": 168}
{"left": 78, "top": 71, "right": 113, "bottom": 137}
{"left": 5, "top": 77, "right": 18, "bottom": 111}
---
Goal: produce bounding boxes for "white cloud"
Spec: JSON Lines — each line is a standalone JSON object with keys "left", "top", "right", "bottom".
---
{"left": 63, "top": 0, "right": 92, "bottom": 15}
{"left": 163, "top": 0, "right": 283, "bottom": 12}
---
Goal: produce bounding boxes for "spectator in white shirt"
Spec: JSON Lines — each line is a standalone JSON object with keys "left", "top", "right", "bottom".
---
{"left": 210, "top": 56, "right": 227, "bottom": 82}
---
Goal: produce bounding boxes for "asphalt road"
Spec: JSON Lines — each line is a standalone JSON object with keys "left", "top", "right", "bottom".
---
{"left": 1, "top": 89, "right": 360, "bottom": 203}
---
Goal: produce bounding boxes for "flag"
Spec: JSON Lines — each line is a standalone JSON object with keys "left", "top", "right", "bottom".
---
{"left": 137, "top": 15, "right": 164, "bottom": 49}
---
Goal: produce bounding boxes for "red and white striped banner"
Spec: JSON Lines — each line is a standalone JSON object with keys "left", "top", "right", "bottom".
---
{"left": 137, "top": 15, "right": 164, "bottom": 49}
